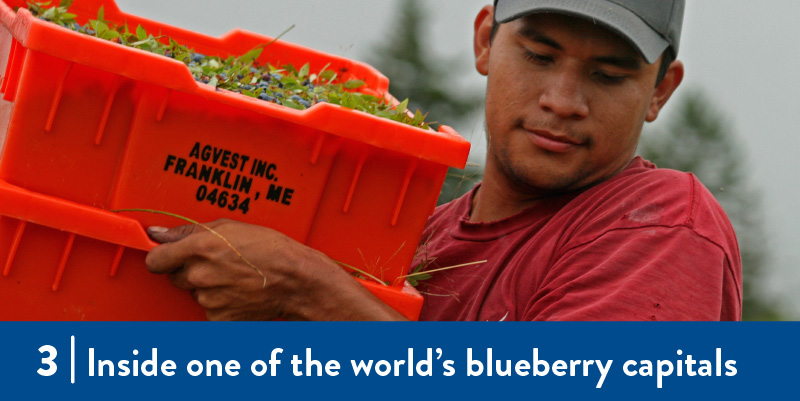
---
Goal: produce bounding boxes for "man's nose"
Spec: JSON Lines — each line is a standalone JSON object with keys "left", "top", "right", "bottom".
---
{"left": 538, "top": 71, "right": 589, "bottom": 120}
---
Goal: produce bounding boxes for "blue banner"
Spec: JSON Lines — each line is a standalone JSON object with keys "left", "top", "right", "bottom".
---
{"left": 0, "top": 322, "right": 794, "bottom": 400}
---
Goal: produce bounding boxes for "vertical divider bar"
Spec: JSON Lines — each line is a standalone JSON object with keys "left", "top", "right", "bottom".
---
{"left": 94, "top": 75, "right": 123, "bottom": 145}
{"left": 3, "top": 39, "right": 27, "bottom": 102}
{"left": 0, "top": 38, "right": 19, "bottom": 93}
{"left": 51, "top": 232, "right": 76, "bottom": 292}
{"left": 342, "top": 149, "right": 367, "bottom": 213}
{"left": 296, "top": 135, "right": 341, "bottom": 245}
{"left": 309, "top": 133, "right": 326, "bottom": 165}
{"left": 156, "top": 89, "right": 170, "bottom": 122}
{"left": 108, "top": 245, "right": 125, "bottom": 277}
{"left": 106, "top": 81, "right": 151, "bottom": 209}
{"left": 3, "top": 220, "right": 27, "bottom": 277}
{"left": 106, "top": 83, "right": 144, "bottom": 209}
{"left": 44, "top": 62, "right": 73, "bottom": 132}
{"left": 391, "top": 159, "right": 419, "bottom": 227}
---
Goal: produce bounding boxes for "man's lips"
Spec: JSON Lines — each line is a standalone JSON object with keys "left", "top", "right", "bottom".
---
{"left": 526, "top": 129, "right": 583, "bottom": 153}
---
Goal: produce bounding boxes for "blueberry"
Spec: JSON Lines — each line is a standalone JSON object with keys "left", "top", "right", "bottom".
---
{"left": 301, "top": 79, "right": 311, "bottom": 86}
{"left": 250, "top": 67, "right": 259, "bottom": 73}
{"left": 219, "top": 73, "right": 228, "bottom": 80}
{"left": 274, "top": 93, "right": 283, "bottom": 98}
{"left": 192, "top": 53, "right": 205, "bottom": 63}
{"left": 237, "top": 74, "right": 244, "bottom": 80}
{"left": 298, "top": 100, "right": 311, "bottom": 108}
{"left": 290, "top": 95, "right": 303, "bottom": 102}
{"left": 258, "top": 93, "right": 276, "bottom": 102}
{"left": 241, "top": 84, "right": 253, "bottom": 90}
{"left": 271, "top": 73, "right": 282, "bottom": 81}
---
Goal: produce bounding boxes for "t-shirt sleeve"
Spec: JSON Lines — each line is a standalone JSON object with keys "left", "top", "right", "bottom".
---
{"left": 521, "top": 225, "right": 741, "bottom": 321}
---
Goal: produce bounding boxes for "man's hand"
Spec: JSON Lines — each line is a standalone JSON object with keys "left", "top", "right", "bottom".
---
{"left": 145, "top": 219, "right": 405, "bottom": 321}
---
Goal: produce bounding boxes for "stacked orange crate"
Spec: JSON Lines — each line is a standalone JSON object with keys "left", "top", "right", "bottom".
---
{"left": 0, "top": 0, "right": 470, "bottom": 320}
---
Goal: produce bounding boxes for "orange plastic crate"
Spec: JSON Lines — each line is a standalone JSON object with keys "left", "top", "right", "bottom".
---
{"left": 0, "top": 0, "right": 470, "bottom": 320}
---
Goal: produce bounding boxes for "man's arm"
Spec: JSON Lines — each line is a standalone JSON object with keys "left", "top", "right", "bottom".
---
{"left": 146, "top": 219, "right": 407, "bottom": 321}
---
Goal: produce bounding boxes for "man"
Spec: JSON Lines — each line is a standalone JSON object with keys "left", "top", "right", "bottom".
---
{"left": 146, "top": 0, "right": 742, "bottom": 321}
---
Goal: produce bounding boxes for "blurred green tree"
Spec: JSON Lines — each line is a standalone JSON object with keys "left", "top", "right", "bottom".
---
{"left": 639, "top": 89, "right": 782, "bottom": 321}
{"left": 366, "top": 0, "right": 484, "bottom": 205}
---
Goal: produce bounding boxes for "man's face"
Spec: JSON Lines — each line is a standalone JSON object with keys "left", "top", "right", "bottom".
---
{"left": 477, "top": 11, "right": 672, "bottom": 194}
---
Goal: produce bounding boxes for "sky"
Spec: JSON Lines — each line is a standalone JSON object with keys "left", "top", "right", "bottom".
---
{"left": 115, "top": 0, "right": 800, "bottom": 318}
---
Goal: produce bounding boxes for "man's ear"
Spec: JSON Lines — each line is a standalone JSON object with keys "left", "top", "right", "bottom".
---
{"left": 646, "top": 60, "right": 685, "bottom": 122}
{"left": 474, "top": 5, "right": 494, "bottom": 76}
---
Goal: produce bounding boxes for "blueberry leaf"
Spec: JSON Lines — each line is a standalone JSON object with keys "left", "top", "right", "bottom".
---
{"left": 343, "top": 79, "right": 366, "bottom": 89}
{"left": 239, "top": 46, "right": 263, "bottom": 65}
{"left": 282, "top": 99, "right": 303, "bottom": 110}
{"left": 135, "top": 24, "right": 146, "bottom": 41}
{"left": 298, "top": 62, "right": 310, "bottom": 79}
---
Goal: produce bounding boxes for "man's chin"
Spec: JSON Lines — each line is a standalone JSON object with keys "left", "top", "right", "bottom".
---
{"left": 504, "top": 168, "right": 586, "bottom": 195}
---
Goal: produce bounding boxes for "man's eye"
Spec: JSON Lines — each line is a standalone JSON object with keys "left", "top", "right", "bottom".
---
{"left": 594, "top": 71, "right": 627, "bottom": 85}
{"left": 524, "top": 51, "right": 553, "bottom": 65}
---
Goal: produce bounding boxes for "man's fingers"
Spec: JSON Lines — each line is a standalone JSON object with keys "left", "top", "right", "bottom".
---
{"left": 147, "top": 242, "right": 190, "bottom": 274}
{"left": 168, "top": 263, "right": 221, "bottom": 290}
{"left": 147, "top": 223, "right": 202, "bottom": 244}
{"left": 168, "top": 267, "right": 194, "bottom": 291}
{"left": 145, "top": 232, "right": 215, "bottom": 275}
{"left": 145, "top": 220, "right": 236, "bottom": 275}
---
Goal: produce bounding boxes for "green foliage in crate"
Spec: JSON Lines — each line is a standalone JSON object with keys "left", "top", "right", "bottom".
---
{"left": 26, "top": 1, "right": 431, "bottom": 129}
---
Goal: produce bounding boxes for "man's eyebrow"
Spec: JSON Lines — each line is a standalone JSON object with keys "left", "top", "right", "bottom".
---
{"left": 593, "top": 56, "right": 642, "bottom": 70}
{"left": 517, "top": 26, "right": 562, "bottom": 50}
{"left": 517, "top": 25, "right": 643, "bottom": 70}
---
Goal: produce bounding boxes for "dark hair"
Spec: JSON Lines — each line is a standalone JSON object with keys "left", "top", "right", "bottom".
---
{"left": 489, "top": 18, "right": 674, "bottom": 87}
{"left": 654, "top": 49, "right": 675, "bottom": 86}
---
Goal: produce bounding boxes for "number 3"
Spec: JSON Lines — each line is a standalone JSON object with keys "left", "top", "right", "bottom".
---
{"left": 38, "top": 345, "right": 57, "bottom": 376}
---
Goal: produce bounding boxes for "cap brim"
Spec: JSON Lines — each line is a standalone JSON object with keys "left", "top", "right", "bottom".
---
{"left": 495, "top": 0, "right": 668, "bottom": 64}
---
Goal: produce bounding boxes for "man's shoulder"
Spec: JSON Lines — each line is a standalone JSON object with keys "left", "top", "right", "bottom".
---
{"left": 575, "top": 158, "right": 698, "bottom": 221}
{"left": 562, "top": 157, "right": 736, "bottom": 250}
{"left": 615, "top": 158, "right": 727, "bottom": 226}
{"left": 607, "top": 156, "right": 697, "bottom": 197}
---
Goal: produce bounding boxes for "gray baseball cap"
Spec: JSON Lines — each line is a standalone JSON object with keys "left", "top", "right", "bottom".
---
{"left": 494, "top": 0, "right": 685, "bottom": 64}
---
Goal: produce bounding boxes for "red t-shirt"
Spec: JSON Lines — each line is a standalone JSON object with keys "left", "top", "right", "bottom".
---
{"left": 413, "top": 157, "right": 742, "bottom": 321}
